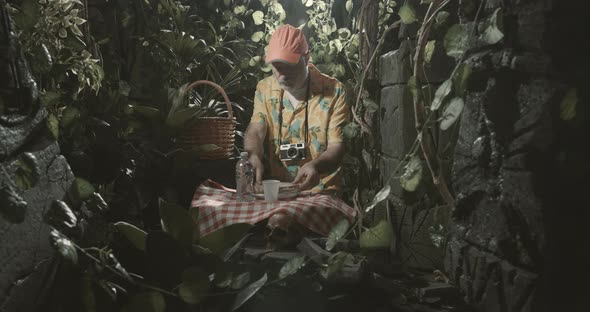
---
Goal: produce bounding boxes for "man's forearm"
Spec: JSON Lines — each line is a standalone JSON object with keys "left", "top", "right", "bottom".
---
{"left": 309, "top": 142, "right": 345, "bottom": 174}
{"left": 244, "top": 123, "right": 266, "bottom": 159}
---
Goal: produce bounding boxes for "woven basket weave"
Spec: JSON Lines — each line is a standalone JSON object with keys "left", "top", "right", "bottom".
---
{"left": 177, "top": 80, "right": 236, "bottom": 160}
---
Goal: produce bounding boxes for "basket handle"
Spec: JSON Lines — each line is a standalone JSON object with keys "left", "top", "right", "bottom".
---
{"left": 186, "top": 80, "right": 233, "bottom": 119}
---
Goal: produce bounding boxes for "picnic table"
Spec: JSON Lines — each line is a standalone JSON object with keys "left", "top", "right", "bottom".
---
{"left": 190, "top": 180, "right": 357, "bottom": 237}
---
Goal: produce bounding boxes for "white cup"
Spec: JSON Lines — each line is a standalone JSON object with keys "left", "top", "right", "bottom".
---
{"left": 262, "top": 180, "right": 280, "bottom": 202}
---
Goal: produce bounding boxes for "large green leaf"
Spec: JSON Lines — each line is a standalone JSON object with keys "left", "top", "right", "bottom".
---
{"left": 360, "top": 220, "right": 394, "bottom": 249}
{"left": 178, "top": 267, "right": 210, "bottom": 304}
{"left": 199, "top": 223, "right": 252, "bottom": 254}
{"left": 400, "top": 156, "right": 422, "bottom": 192}
{"left": 326, "top": 219, "right": 350, "bottom": 251}
{"left": 278, "top": 255, "right": 306, "bottom": 279}
{"left": 60, "top": 106, "right": 80, "bottom": 129}
{"left": 115, "top": 222, "right": 147, "bottom": 251}
{"left": 74, "top": 178, "right": 95, "bottom": 201}
{"left": 440, "top": 97, "right": 464, "bottom": 130}
{"left": 251, "top": 31, "right": 264, "bottom": 43}
{"left": 158, "top": 198, "right": 197, "bottom": 246}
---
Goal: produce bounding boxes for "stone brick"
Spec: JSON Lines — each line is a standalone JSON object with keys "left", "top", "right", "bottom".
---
{"left": 380, "top": 85, "right": 416, "bottom": 158}
{"left": 379, "top": 40, "right": 413, "bottom": 86}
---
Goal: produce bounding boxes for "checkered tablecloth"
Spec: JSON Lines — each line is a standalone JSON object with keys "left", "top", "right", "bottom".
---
{"left": 190, "top": 180, "right": 357, "bottom": 237}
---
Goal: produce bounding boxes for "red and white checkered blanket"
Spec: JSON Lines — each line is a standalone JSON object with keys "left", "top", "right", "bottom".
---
{"left": 190, "top": 180, "right": 357, "bottom": 237}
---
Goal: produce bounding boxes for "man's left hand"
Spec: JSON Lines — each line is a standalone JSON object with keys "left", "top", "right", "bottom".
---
{"left": 293, "top": 161, "right": 320, "bottom": 191}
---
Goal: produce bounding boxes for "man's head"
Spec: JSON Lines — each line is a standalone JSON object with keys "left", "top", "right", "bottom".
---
{"left": 266, "top": 25, "right": 310, "bottom": 91}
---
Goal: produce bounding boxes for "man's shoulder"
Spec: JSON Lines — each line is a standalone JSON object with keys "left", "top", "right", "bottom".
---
{"left": 309, "top": 64, "right": 345, "bottom": 96}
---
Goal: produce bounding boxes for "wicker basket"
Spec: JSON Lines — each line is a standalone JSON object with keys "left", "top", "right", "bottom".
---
{"left": 177, "top": 80, "right": 236, "bottom": 160}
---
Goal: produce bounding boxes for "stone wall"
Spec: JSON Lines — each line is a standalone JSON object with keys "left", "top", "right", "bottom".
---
{"left": 1, "top": 3, "right": 74, "bottom": 311}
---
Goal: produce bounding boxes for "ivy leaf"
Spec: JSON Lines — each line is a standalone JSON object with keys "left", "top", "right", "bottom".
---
{"left": 252, "top": 11, "right": 264, "bottom": 25}
{"left": 115, "top": 222, "right": 147, "bottom": 251}
{"left": 199, "top": 223, "right": 252, "bottom": 255}
{"left": 251, "top": 31, "right": 264, "bottom": 43}
{"left": 399, "top": 3, "right": 418, "bottom": 24}
{"left": 365, "top": 184, "right": 391, "bottom": 213}
{"left": 338, "top": 28, "right": 351, "bottom": 40}
{"left": 440, "top": 97, "right": 464, "bottom": 130}
{"left": 303, "top": 0, "right": 314, "bottom": 7}
{"left": 322, "top": 251, "right": 352, "bottom": 278}
{"left": 45, "top": 200, "right": 77, "bottom": 229}
{"left": 452, "top": 63, "right": 472, "bottom": 97}
{"left": 424, "top": 40, "right": 436, "bottom": 64}
{"left": 121, "top": 291, "right": 166, "bottom": 312}
{"left": 58, "top": 28, "right": 67, "bottom": 38}
{"left": 400, "top": 156, "right": 423, "bottom": 192}
{"left": 342, "top": 122, "right": 360, "bottom": 139}
{"left": 279, "top": 255, "right": 306, "bottom": 279}
{"left": 560, "top": 88, "right": 577, "bottom": 121}
{"left": 178, "top": 267, "right": 209, "bottom": 305}
{"left": 480, "top": 8, "right": 504, "bottom": 45}
{"left": 158, "top": 198, "right": 197, "bottom": 246}
{"left": 231, "top": 273, "right": 268, "bottom": 311}
{"left": 345, "top": 0, "right": 353, "bottom": 12}
{"left": 435, "top": 11, "right": 450, "bottom": 28}
{"left": 233, "top": 5, "right": 246, "bottom": 14}
{"left": 47, "top": 114, "right": 59, "bottom": 139}
{"left": 15, "top": 158, "right": 36, "bottom": 191}
{"left": 431, "top": 79, "right": 453, "bottom": 111}
{"left": 444, "top": 24, "right": 471, "bottom": 58}
{"left": 360, "top": 220, "right": 394, "bottom": 249}
{"left": 70, "top": 24, "right": 83, "bottom": 37}
{"left": 408, "top": 76, "right": 418, "bottom": 99}
{"left": 326, "top": 219, "right": 350, "bottom": 251}
{"left": 249, "top": 55, "right": 261, "bottom": 66}
{"left": 363, "top": 98, "right": 379, "bottom": 113}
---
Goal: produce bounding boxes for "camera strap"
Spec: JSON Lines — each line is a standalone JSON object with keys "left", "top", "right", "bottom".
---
{"left": 277, "top": 75, "right": 311, "bottom": 145}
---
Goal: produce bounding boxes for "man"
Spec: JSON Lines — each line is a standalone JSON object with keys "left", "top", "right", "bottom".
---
{"left": 244, "top": 24, "right": 350, "bottom": 194}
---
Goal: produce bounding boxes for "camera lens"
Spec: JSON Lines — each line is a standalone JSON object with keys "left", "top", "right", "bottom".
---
{"left": 287, "top": 147, "right": 298, "bottom": 158}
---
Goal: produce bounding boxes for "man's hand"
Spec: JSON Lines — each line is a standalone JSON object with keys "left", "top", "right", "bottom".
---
{"left": 293, "top": 161, "right": 320, "bottom": 191}
{"left": 248, "top": 154, "right": 264, "bottom": 187}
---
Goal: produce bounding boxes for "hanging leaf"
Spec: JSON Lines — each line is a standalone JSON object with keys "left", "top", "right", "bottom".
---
{"left": 115, "top": 222, "right": 147, "bottom": 251}
{"left": 440, "top": 97, "right": 465, "bottom": 130}
{"left": 231, "top": 273, "right": 268, "bottom": 311}
{"left": 365, "top": 184, "right": 391, "bottom": 213}
{"left": 158, "top": 198, "right": 197, "bottom": 246}
{"left": 452, "top": 63, "right": 472, "bottom": 97}
{"left": 121, "top": 291, "right": 166, "bottom": 312}
{"left": 279, "top": 255, "right": 306, "bottom": 279}
{"left": 480, "top": 8, "right": 504, "bottom": 45}
{"left": 444, "top": 24, "right": 471, "bottom": 58}
{"left": 233, "top": 5, "right": 246, "bottom": 14}
{"left": 326, "top": 219, "right": 350, "bottom": 251}
{"left": 360, "top": 220, "right": 394, "bottom": 249}
{"left": 399, "top": 3, "right": 418, "bottom": 24}
{"left": 345, "top": 0, "right": 353, "bottom": 12}
{"left": 559, "top": 88, "right": 577, "bottom": 121}
{"left": 304, "top": 0, "right": 314, "bottom": 7}
{"left": 424, "top": 40, "right": 436, "bottom": 64}
{"left": 252, "top": 11, "right": 264, "bottom": 25}
{"left": 431, "top": 79, "right": 453, "bottom": 111}
{"left": 178, "top": 267, "right": 209, "bottom": 304}
{"left": 400, "top": 156, "right": 423, "bottom": 192}
{"left": 47, "top": 114, "right": 59, "bottom": 139}
{"left": 251, "top": 31, "right": 264, "bottom": 43}
{"left": 74, "top": 178, "right": 95, "bottom": 200}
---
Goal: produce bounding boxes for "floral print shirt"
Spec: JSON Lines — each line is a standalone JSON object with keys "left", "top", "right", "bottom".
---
{"left": 250, "top": 64, "right": 350, "bottom": 193}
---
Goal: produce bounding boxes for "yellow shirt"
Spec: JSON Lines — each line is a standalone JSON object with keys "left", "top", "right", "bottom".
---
{"left": 249, "top": 64, "right": 350, "bottom": 193}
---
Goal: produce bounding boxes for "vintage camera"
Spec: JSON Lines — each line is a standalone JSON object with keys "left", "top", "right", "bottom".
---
{"left": 279, "top": 143, "right": 306, "bottom": 161}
